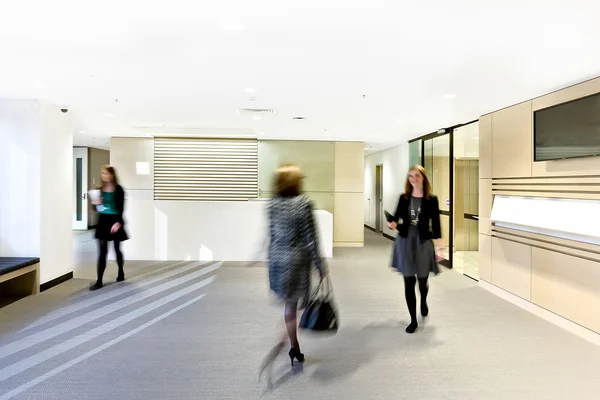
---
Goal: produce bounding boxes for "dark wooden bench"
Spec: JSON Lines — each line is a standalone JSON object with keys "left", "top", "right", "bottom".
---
{"left": 0, "top": 257, "right": 40, "bottom": 307}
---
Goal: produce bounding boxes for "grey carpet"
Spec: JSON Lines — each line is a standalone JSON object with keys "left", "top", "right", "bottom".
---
{"left": 1, "top": 230, "right": 600, "bottom": 399}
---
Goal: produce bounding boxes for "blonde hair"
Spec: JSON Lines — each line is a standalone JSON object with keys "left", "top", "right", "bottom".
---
{"left": 274, "top": 164, "right": 303, "bottom": 196}
{"left": 404, "top": 165, "right": 432, "bottom": 199}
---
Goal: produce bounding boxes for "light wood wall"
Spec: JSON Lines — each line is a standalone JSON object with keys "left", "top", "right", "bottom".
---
{"left": 333, "top": 142, "right": 365, "bottom": 247}
{"left": 479, "top": 76, "right": 600, "bottom": 334}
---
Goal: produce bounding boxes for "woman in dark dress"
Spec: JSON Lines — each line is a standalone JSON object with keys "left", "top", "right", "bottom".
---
{"left": 261, "top": 164, "right": 327, "bottom": 371}
{"left": 90, "top": 165, "right": 128, "bottom": 291}
{"left": 388, "top": 165, "right": 443, "bottom": 334}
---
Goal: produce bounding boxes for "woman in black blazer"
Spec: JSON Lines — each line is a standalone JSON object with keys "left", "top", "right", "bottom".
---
{"left": 90, "top": 165, "right": 129, "bottom": 291}
{"left": 388, "top": 165, "right": 443, "bottom": 333}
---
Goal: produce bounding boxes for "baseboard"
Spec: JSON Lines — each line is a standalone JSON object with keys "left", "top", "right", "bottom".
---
{"left": 364, "top": 224, "right": 376, "bottom": 232}
{"left": 333, "top": 242, "right": 364, "bottom": 248}
{"left": 40, "top": 272, "right": 73, "bottom": 293}
{"left": 383, "top": 233, "right": 395, "bottom": 241}
{"left": 479, "top": 280, "right": 600, "bottom": 347}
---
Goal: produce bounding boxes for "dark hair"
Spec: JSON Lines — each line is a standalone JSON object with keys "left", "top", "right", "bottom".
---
{"left": 273, "top": 164, "right": 303, "bottom": 197}
{"left": 101, "top": 165, "right": 120, "bottom": 186}
{"left": 403, "top": 165, "right": 432, "bottom": 199}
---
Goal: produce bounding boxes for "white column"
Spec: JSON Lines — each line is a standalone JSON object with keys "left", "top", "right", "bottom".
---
{"left": 0, "top": 99, "right": 73, "bottom": 284}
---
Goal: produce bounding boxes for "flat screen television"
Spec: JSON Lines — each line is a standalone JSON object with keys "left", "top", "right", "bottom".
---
{"left": 534, "top": 92, "right": 600, "bottom": 161}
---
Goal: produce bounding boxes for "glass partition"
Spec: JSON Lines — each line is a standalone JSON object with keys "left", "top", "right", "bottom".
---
{"left": 409, "top": 139, "right": 422, "bottom": 168}
{"left": 423, "top": 133, "right": 450, "bottom": 265}
{"left": 453, "top": 122, "right": 479, "bottom": 279}
{"left": 258, "top": 140, "right": 335, "bottom": 213}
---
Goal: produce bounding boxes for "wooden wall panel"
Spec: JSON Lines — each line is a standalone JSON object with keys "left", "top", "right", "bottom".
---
{"left": 479, "top": 233, "right": 492, "bottom": 283}
{"left": 333, "top": 193, "right": 364, "bottom": 246}
{"left": 478, "top": 179, "right": 492, "bottom": 235}
{"left": 479, "top": 114, "right": 492, "bottom": 179}
{"left": 491, "top": 237, "right": 532, "bottom": 300}
{"left": 491, "top": 101, "right": 533, "bottom": 179}
{"left": 334, "top": 142, "right": 365, "bottom": 192}
{"left": 532, "top": 77, "right": 600, "bottom": 111}
{"left": 532, "top": 247, "right": 600, "bottom": 334}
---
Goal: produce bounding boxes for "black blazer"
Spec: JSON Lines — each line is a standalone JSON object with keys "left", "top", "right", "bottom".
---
{"left": 113, "top": 185, "right": 126, "bottom": 225}
{"left": 392, "top": 193, "right": 442, "bottom": 240}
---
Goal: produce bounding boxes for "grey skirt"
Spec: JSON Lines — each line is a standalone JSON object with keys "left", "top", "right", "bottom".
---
{"left": 391, "top": 226, "right": 439, "bottom": 278}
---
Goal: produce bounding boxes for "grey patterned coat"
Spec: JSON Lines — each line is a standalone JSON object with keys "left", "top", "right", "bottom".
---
{"left": 268, "top": 195, "right": 327, "bottom": 303}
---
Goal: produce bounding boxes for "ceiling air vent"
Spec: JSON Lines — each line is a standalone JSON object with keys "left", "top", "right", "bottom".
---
{"left": 238, "top": 108, "right": 277, "bottom": 116}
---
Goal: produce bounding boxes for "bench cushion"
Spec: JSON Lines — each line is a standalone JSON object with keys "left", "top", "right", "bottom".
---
{"left": 0, "top": 257, "right": 40, "bottom": 276}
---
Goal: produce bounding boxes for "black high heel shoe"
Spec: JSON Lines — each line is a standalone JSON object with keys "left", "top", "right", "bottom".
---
{"left": 288, "top": 348, "right": 305, "bottom": 366}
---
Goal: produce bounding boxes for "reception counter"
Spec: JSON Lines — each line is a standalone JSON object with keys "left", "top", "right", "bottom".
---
{"left": 117, "top": 190, "right": 333, "bottom": 262}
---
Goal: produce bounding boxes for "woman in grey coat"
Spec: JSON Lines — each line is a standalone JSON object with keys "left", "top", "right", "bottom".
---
{"left": 266, "top": 164, "right": 327, "bottom": 367}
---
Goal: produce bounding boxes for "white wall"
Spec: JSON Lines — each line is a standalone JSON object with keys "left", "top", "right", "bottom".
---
{"left": 39, "top": 103, "right": 73, "bottom": 283}
{"left": 0, "top": 100, "right": 41, "bottom": 257}
{"left": 0, "top": 99, "right": 73, "bottom": 284}
{"left": 364, "top": 143, "right": 410, "bottom": 237}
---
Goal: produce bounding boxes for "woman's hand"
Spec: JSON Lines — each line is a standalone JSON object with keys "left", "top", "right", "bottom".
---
{"left": 387, "top": 221, "right": 397, "bottom": 230}
{"left": 110, "top": 222, "right": 122, "bottom": 234}
{"left": 435, "top": 240, "right": 444, "bottom": 261}
{"left": 92, "top": 197, "right": 103, "bottom": 205}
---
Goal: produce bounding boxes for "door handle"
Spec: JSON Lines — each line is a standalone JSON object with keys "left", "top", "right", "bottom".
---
{"left": 82, "top": 193, "right": 86, "bottom": 200}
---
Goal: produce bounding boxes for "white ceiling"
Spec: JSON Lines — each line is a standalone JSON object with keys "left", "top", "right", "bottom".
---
{"left": 1, "top": 0, "right": 600, "bottom": 152}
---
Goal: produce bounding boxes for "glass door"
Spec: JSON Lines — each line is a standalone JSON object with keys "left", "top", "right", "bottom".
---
{"left": 453, "top": 122, "right": 480, "bottom": 280}
{"left": 422, "top": 133, "right": 451, "bottom": 268}
{"left": 73, "top": 148, "right": 88, "bottom": 230}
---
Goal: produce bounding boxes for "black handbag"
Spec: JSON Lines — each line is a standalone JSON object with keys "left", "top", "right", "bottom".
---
{"left": 299, "top": 276, "right": 339, "bottom": 333}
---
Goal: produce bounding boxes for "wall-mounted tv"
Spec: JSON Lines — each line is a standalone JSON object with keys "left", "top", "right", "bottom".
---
{"left": 534, "top": 92, "right": 600, "bottom": 162}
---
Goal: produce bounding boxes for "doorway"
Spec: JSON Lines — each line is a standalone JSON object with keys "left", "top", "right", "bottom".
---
{"left": 410, "top": 120, "right": 480, "bottom": 276}
{"left": 375, "top": 164, "right": 383, "bottom": 233}
{"left": 73, "top": 148, "right": 88, "bottom": 230}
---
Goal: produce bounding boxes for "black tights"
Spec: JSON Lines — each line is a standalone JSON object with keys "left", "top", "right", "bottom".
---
{"left": 284, "top": 301, "right": 300, "bottom": 351}
{"left": 96, "top": 240, "right": 124, "bottom": 284}
{"left": 403, "top": 276, "right": 429, "bottom": 324}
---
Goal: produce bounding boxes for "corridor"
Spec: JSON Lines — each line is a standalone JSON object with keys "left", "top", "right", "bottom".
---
{"left": 1, "top": 230, "right": 600, "bottom": 399}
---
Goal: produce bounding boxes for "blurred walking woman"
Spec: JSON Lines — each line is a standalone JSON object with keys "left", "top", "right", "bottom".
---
{"left": 388, "top": 165, "right": 442, "bottom": 334}
{"left": 90, "top": 165, "right": 128, "bottom": 291}
{"left": 266, "top": 164, "right": 327, "bottom": 367}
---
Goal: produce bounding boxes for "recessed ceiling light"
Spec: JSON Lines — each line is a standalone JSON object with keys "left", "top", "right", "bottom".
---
{"left": 78, "top": 130, "right": 86, "bottom": 134}
{"left": 104, "top": 113, "right": 115, "bottom": 117}
{"left": 245, "top": 88, "right": 256, "bottom": 94}
{"left": 443, "top": 94, "right": 457, "bottom": 100}
{"left": 252, "top": 116, "right": 262, "bottom": 121}
{"left": 257, "top": 132, "right": 265, "bottom": 135}
{"left": 396, "top": 120, "right": 405, "bottom": 124}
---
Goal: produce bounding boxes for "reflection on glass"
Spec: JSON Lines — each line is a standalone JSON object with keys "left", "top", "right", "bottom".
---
{"left": 423, "top": 134, "right": 450, "bottom": 263}
{"left": 453, "top": 122, "right": 480, "bottom": 279}
{"left": 409, "top": 140, "right": 421, "bottom": 167}
{"left": 76, "top": 158, "right": 82, "bottom": 221}
{"left": 258, "top": 141, "right": 334, "bottom": 193}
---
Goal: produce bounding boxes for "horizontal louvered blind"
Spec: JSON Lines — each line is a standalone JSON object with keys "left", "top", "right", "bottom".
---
{"left": 154, "top": 138, "right": 258, "bottom": 201}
